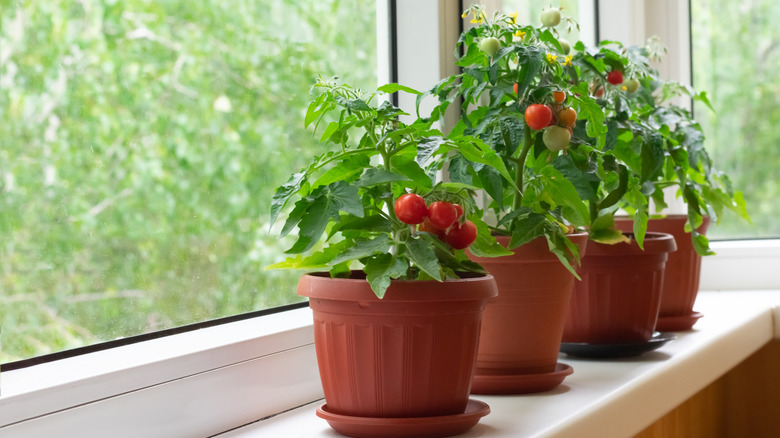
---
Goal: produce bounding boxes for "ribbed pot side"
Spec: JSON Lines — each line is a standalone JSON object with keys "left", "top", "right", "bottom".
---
{"left": 297, "top": 272, "right": 498, "bottom": 418}
{"left": 562, "top": 232, "right": 677, "bottom": 344}
{"left": 615, "top": 215, "right": 710, "bottom": 318}
{"left": 468, "top": 233, "right": 588, "bottom": 375}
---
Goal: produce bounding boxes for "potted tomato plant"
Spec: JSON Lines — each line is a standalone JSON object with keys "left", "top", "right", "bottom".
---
{"left": 535, "top": 40, "right": 681, "bottom": 353}
{"left": 269, "top": 78, "right": 510, "bottom": 437}
{"left": 425, "top": 5, "right": 613, "bottom": 393}
{"left": 595, "top": 39, "right": 750, "bottom": 330}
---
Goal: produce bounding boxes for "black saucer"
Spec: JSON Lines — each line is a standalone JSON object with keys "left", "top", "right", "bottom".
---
{"left": 560, "top": 332, "right": 676, "bottom": 359}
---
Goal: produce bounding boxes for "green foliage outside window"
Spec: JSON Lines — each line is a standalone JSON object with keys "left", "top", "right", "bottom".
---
{"left": 0, "top": 0, "right": 377, "bottom": 363}
{"left": 692, "top": 0, "right": 780, "bottom": 238}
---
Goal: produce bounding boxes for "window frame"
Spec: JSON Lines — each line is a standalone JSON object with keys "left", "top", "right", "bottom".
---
{"left": 2, "top": 2, "right": 778, "bottom": 436}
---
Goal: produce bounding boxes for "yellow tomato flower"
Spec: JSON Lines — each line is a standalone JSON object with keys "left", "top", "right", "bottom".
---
{"left": 509, "top": 12, "right": 518, "bottom": 24}
{"left": 461, "top": 11, "right": 469, "bottom": 18}
{"left": 563, "top": 55, "right": 573, "bottom": 66}
{"left": 514, "top": 29, "right": 526, "bottom": 38}
{"left": 546, "top": 53, "right": 557, "bottom": 63}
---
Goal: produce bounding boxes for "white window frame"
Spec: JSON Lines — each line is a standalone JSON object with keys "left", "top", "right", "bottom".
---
{"left": 1, "top": 2, "right": 778, "bottom": 437}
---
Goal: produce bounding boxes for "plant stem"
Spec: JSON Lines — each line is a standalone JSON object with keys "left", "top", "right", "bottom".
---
{"left": 589, "top": 200, "right": 598, "bottom": 224}
{"left": 513, "top": 126, "right": 534, "bottom": 211}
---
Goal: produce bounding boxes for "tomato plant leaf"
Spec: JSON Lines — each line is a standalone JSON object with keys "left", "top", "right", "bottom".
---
{"left": 355, "top": 168, "right": 411, "bottom": 187}
{"left": 405, "top": 238, "right": 442, "bottom": 281}
{"left": 364, "top": 254, "right": 409, "bottom": 299}
{"left": 468, "top": 219, "right": 513, "bottom": 257}
{"left": 330, "top": 235, "right": 390, "bottom": 266}
{"left": 378, "top": 83, "right": 422, "bottom": 95}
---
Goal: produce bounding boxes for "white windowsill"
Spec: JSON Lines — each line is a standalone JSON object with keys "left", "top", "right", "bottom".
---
{"left": 214, "top": 290, "right": 780, "bottom": 438}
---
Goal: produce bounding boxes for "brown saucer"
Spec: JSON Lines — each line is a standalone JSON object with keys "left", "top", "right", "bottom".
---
{"left": 316, "top": 399, "right": 490, "bottom": 438}
{"left": 656, "top": 311, "right": 703, "bottom": 331}
{"left": 471, "top": 362, "right": 573, "bottom": 395}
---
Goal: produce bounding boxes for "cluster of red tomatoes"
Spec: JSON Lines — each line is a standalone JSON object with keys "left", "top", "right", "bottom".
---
{"left": 393, "top": 194, "right": 477, "bottom": 250}
{"left": 522, "top": 90, "right": 577, "bottom": 152}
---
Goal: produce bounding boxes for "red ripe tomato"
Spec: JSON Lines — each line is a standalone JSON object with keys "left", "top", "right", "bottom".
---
{"left": 454, "top": 204, "right": 464, "bottom": 218}
{"left": 445, "top": 220, "right": 478, "bottom": 250}
{"left": 607, "top": 70, "right": 623, "bottom": 85}
{"left": 428, "top": 201, "right": 461, "bottom": 230}
{"left": 552, "top": 90, "right": 566, "bottom": 104}
{"left": 394, "top": 193, "right": 427, "bottom": 224}
{"left": 558, "top": 107, "right": 577, "bottom": 127}
{"left": 524, "top": 104, "right": 552, "bottom": 130}
{"left": 513, "top": 83, "right": 519, "bottom": 95}
{"left": 418, "top": 217, "right": 445, "bottom": 239}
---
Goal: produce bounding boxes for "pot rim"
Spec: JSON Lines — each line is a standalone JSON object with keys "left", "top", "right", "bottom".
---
{"left": 586, "top": 231, "right": 677, "bottom": 256}
{"left": 297, "top": 270, "right": 498, "bottom": 302}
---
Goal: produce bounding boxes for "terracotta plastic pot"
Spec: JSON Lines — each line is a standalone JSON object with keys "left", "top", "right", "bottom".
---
{"left": 298, "top": 271, "right": 497, "bottom": 419}
{"left": 615, "top": 215, "right": 710, "bottom": 331}
{"left": 468, "top": 234, "right": 588, "bottom": 376}
{"left": 562, "top": 232, "right": 677, "bottom": 344}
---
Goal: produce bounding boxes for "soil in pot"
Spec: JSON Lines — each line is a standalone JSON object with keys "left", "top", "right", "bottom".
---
{"left": 562, "top": 232, "right": 677, "bottom": 344}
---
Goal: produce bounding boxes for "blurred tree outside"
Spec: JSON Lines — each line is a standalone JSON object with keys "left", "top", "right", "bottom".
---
{"left": 0, "top": 0, "right": 377, "bottom": 363}
{"left": 692, "top": 0, "right": 780, "bottom": 238}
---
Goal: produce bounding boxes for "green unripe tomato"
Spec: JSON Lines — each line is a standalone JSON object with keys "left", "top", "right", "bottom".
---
{"left": 625, "top": 78, "right": 640, "bottom": 93}
{"left": 540, "top": 8, "right": 562, "bottom": 27}
{"left": 559, "top": 38, "right": 571, "bottom": 55}
{"left": 542, "top": 125, "right": 571, "bottom": 152}
{"left": 479, "top": 37, "right": 501, "bottom": 58}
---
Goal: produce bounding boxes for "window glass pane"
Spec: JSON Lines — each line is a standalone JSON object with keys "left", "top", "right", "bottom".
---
{"left": 502, "top": 0, "right": 584, "bottom": 45}
{"left": 0, "top": 0, "right": 377, "bottom": 364}
{"left": 691, "top": 0, "right": 780, "bottom": 238}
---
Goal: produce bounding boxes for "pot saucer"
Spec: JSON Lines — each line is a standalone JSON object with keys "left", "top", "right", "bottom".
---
{"left": 316, "top": 398, "right": 490, "bottom": 438}
{"left": 655, "top": 311, "right": 703, "bottom": 332}
{"left": 560, "top": 332, "right": 676, "bottom": 359}
{"left": 471, "top": 362, "right": 573, "bottom": 395}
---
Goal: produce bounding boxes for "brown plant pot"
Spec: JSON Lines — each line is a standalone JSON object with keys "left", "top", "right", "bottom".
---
{"left": 562, "top": 232, "right": 677, "bottom": 344}
{"left": 297, "top": 271, "right": 497, "bottom": 420}
{"left": 615, "top": 215, "right": 711, "bottom": 331}
{"left": 466, "top": 233, "right": 588, "bottom": 393}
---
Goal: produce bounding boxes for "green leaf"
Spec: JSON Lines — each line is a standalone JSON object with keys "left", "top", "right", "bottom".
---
{"left": 335, "top": 96, "right": 373, "bottom": 112}
{"left": 516, "top": 49, "right": 543, "bottom": 97}
{"left": 552, "top": 154, "right": 599, "bottom": 202}
{"left": 312, "top": 154, "right": 370, "bottom": 188}
{"left": 453, "top": 137, "right": 518, "bottom": 191}
{"left": 508, "top": 213, "right": 547, "bottom": 249}
{"left": 468, "top": 220, "right": 513, "bottom": 258}
{"left": 417, "top": 136, "right": 448, "bottom": 166}
{"left": 390, "top": 154, "right": 433, "bottom": 189}
{"left": 589, "top": 227, "right": 629, "bottom": 245}
{"left": 355, "top": 168, "right": 411, "bottom": 187}
{"left": 477, "top": 166, "right": 504, "bottom": 208}
{"left": 266, "top": 240, "right": 351, "bottom": 270}
{"left": 632, "top": 209, "right": 649, "bottom": 250}
{"left": 405, "top": 238, "right": 442, "bottom": 281}
{"left": 330, "top": 235, "right": 390, "bottom": 266}
{"left": 364, "top": 254, "right": 409, "bottom": 299}
{"left": 535, "top": 167, "right": 590, "bottom": 228}
{"left": 378, "top": 83, "right": 423, "bottom": 95}
{"left": 640, "top": 132, "right": 664, "bottom": 182}
{"left": 286, "top": 182, "right": 362, "bottom": 254}
{"left": 691, "top": 230, "right": 715, "bottom": 256}
{"left": 270, "top": 172, "right": 307, "bottom": 226}
{"left": 545, "top": 227, "right": 581, "bottom": 280}
{"left": 320, "top": 121, "right": 340, "bottom": 143}
{"left": 329, "top": 215, "right": 392, "bottom": 237}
